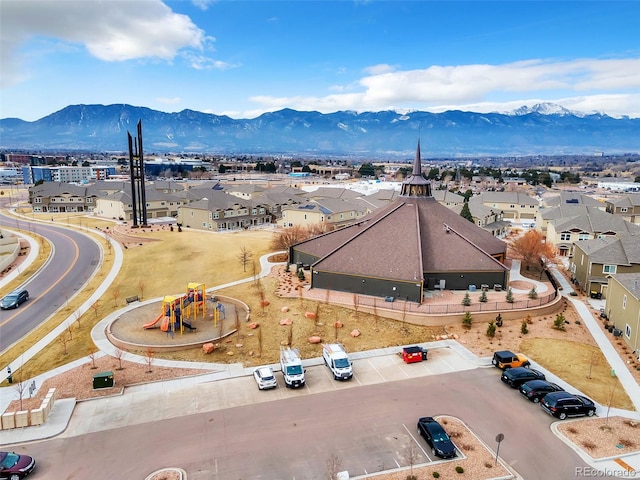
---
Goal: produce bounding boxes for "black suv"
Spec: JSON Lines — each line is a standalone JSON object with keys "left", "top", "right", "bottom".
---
{"left": 540, "top": 391, "right": 596, "bottom": 419}
{"left": 0, "top": 288, "right": 29, "bottom": 309}
{"left": 417, "top": 417, "right": 457, "bottom": 459}
{"left": 519, "top": 379, "right": 564, "bottom": 403}
{"left": 500, "top": 367, "right": 545, "bottom": 388}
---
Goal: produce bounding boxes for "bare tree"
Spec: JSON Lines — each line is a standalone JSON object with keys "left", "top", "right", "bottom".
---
{"left": 257, "top": 326, "right": 263, "bottom": 358}
{"left": 352, "top": 293, "right": 360, "bottom": 319}
{"left": 59, "top": 333, "right": 70, "bottom": 355}
{"left": 269, "top": 225, "right": 308, "bottom": 252}
{"left": 66, "top": 320, "right": 74, "bottom": 341}
{"left": 138, "top": 280, "right": 146, "bottom": 300}
{"left": 238, "top": 245, "right": 253, "bottom": 273}
{"left": 372, "top": 297, "right": 379, "bottom": 329}
{"left": 111, "top": 285, "right": 121, "bottom": 308}
{"left": 144, "top": 348, "right": 155, "bottom": 373}
{"left": 404, "top": 439, "right": 419, "bottom": 479}
{"left": 325, "top": 452, "right": 342, "bottom": 480}
{"left": 13, "top": 371, "right": 27, "bottom": 411}
{"left": 90, "top": 300, "right": 101, "bottom": 319}
{"left": 88, "top": 350, "right": 98, "bottom": 369}
{"left": 113, "top": 347, "right": 125, "bottom": 370}
{"left": 74, "top": 310, "right": 82, "bottom": 328}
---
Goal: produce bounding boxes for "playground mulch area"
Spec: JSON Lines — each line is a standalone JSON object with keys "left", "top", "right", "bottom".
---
{"left": 108, "top": 300, "right": 240, "bottom": 347}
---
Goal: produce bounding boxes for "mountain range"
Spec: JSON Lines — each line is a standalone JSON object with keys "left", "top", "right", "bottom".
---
{"left": 1, "top": 103, "right": 639, "bottom": 158}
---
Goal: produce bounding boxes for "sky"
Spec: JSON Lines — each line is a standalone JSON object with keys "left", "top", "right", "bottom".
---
{"left": 1, "top": 0, "right": 640, "bottom": 122}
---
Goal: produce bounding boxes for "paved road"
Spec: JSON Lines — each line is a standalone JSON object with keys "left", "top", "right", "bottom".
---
{"left": 17, "top": 367, "right": 607, "bottom": 480}
{"left": 0, "top": 213, "right": 102, "bottom": 351}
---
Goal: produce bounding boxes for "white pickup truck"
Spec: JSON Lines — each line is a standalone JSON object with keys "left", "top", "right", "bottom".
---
{"left": 322, "top": 343, "right": 353, "bottom": 380}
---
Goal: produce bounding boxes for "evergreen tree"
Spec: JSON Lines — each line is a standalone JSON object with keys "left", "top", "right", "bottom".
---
{"left": 462, "top": 311, "right": 473, "bottom": 329}
{"left": 462, "top": 292, "right": 471, "bottom": 306}
{"left": 505, "top": 288, "right": 514, "bottom": 303}
{"left": 460, "top": 202, "right": 474, "bottom": 223}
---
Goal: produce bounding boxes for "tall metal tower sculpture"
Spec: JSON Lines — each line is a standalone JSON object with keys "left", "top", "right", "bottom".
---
{"left": 127, "top": 120, "right": 148, "bottom": 228}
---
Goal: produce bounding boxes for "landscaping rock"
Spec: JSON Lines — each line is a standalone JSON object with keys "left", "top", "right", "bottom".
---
{"left": 350, "top": 329, "right": 361, "bottom": 337}
{"left": 202, "top": 343, "right": 215, "bottom": 354}
{"left": 308, "top": 336, "right": 322, "bottom": 344}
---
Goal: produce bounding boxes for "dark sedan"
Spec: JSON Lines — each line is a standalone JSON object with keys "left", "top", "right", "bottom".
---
{"left": 0, "top": 451, "right": 36, "bottom": 479}
{"left": 540, "top": 391, "right": 596, "bottom": 420}
{"left": 500, "top": 367, "right": 545, "bottom": 388}
{"left": 519, "top": 379, "right": 564, "bottom": 403}
{"left": 417, "top": 417, "right": 457, "bottom": 459}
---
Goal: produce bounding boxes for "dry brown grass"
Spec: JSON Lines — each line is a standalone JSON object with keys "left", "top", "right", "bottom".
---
{"left": 0, "top": 213, "right": 635, "bottom": 411}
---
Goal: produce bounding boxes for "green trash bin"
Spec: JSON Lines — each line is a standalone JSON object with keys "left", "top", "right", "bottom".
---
{"left": 93, "top": 371, "right": 114, "bottom": 389}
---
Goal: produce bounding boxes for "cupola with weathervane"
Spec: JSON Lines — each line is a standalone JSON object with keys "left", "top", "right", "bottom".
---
{"left": 400, "top": 140, "right": 432, "bottom": 197}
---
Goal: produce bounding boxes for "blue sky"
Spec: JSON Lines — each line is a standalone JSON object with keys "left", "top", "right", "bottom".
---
{"left": 1, "top": 0, "right": 639, "bottom": 121}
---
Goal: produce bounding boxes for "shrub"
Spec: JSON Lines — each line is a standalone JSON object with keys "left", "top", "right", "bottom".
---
{"left": 569, "top": 291, "right": 578, "bottom": 296}
{"left": 455, "top": 466, "right": 464, "bottom": 474}
{"left": 528, "top": 287, "right": 538, "bottom": 299}
{"left": 432, "top": 472, "right": 440, "bottom": 479}
{"left": 567, "top": 426, "right": 578, "bottom": 434}
{"left": 462, "top": 292, "right": 471, "bottom": 306}
{"left": 618, "top": 438, "right": 636, "bottom": 448}
{"left": 581, "top": 440, "right": 596, "bottom": 450}
{"left": 521, "top": 320, "right": 529, "bottom": 335}
{"left": 462, "top": 311, "right": 473, "bottom": 329}
{"left": 479, "top": 290, "right": 488, "bottom": 303}
{"left": 406, "top": 475, "right": 417, "bottom": 480}
{"left": 487, "top": 321, "right": 497, "bottom": 338}
{"left": 505, "top": 288, "right": 514, "bottom": 303}
{"left": 554, "top": 313, "right": 566, "bottom": 331}
{"left": 484, "top": 462, "right": 493, "bottom": 468}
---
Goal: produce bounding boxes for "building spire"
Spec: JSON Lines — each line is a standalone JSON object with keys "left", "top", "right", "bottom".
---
{"left": 400, "top": 139, "right": 432, "bottom": 197}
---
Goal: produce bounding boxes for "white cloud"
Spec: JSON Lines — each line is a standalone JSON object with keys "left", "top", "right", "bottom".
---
{"left": 156, "top": 97, "right": 182, "bottom": 105}
{"left": 244, "top": 58, "right": 640, "bottom": 118}
{"left": 1, "top": 0, "right": 210, "bottom": 88}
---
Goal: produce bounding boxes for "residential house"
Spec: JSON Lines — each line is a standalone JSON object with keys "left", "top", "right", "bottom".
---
{"left": 95, "top": 189, "right": 183, "bottom": 221}
{"left": 176, "top": 190, "right": 271, "bottom": 231}
{"left": 545, "top": 206, "right": 640, "bottom": 257}
{"left": 604, "top": 273, "right": 640, "bottom": 355}
{"left": 473, "top": 191, "right": 538, "bottom": 222}
{"left": 280, "top": 197, "right": 373, "bottom": 229}
{"left": 605, "top": 193, "right": 640, "bottom": 225}
{"left": 571, "top": 233, "right": 640, "bottom": 298}
{"left": 29, "top": 182, "right": 101, "bottom": 213}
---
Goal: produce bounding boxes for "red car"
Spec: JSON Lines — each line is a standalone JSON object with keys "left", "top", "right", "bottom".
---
{"left": 0, "top": 451, "right": 36, "bottom": 479}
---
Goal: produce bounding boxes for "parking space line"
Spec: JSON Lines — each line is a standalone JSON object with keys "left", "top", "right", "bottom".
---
{"left": 403, "top": 423, "right": 430, "bottom": 458}
{"left": 365, "top": 358, "right": 387, "bottom": 381}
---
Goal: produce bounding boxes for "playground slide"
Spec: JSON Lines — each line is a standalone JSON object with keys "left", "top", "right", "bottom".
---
{"left": 142, "top": 314, "right": 164, "bottom": 329}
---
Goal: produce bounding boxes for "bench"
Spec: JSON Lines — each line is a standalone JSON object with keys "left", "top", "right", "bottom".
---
{"left": 125, "top": 295, "right": 139, "bottom": 304}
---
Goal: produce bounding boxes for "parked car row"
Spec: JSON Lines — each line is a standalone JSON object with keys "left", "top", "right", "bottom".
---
{"left": 494, "top": 351, "right": 597, "bottom": 420}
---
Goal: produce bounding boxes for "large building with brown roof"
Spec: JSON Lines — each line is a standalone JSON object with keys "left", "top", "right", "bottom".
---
{"left": 290, "top": 142, "right": 509, "bottom": 303}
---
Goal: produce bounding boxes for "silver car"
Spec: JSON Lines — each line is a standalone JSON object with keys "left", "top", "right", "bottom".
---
{"left": 253, "top": 366, "right": 278, "bottom": 390}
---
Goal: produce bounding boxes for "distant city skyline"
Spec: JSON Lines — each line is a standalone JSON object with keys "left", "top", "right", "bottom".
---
{"left": 1, "top": 0, "right": 639, "bottom": 122}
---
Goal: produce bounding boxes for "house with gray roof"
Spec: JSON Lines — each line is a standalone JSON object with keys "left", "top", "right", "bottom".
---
{"left": 571, "top": 233, "right": 640, "bottom": 298}
{"left": 604, "top": 272, "right": 640, "bottom": 354}
{"left": 290, "top": 142, "right": 508, "bottom": 303}
{"left": 29, "top": 182, "right": 102, "bottom": 214}
{"left": 605, "top": 193, "right": 640, "bottom": 225}
{"left": 473, "top": 191, "right": 538, "bottom": 221}
{"left": 545, "top": 206, "right": 640, "bottom": 257}
{"left": 176, "top": 190, "right": 271, "bottom": 231}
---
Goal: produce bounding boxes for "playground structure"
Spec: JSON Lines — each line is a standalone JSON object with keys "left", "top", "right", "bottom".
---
{"left": 109, "top": 293, "right": 248, "bottom": 353}
{"left": 141, "top": 282, "right": 231, "bottom": 338}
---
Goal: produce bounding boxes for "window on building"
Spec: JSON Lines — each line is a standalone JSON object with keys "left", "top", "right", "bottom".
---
{"left": 213, "top": 212, "right": 219, "bottom": 219}
{"left": 625, "top": 324, "right": 631, "bottom": 338}
{"left": 578, "top": 234, "right": 590, "bottom": 240}
{"left": 560, "top": 233, "right": 571, "bottom": 241}
{"left": 603, "top": 265, "right": 617, "bottom": 274}
{"left": 621, "top": 207, "right": 628, "bottom": 213}
{"left": 622, "top": 294, "right": 627, "bottom": 309}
